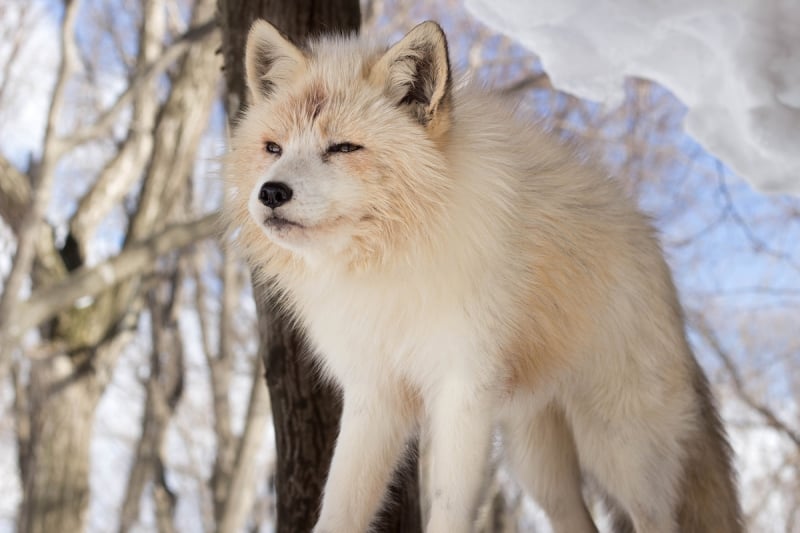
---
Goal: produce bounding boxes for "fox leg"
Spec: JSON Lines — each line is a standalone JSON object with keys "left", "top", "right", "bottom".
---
{"left": 570, "top": 406, "right": 685, "bottom": 533}
{"left": 502, "top": 402, "right": 598, "bottom": 533}
{"left": 313, "top": 383, "right": 416, "bottom": 533}
{"left": 597, "top": 434, "right": 683, "bottom": 533}
{"left": 425, "top": 379, "right": 494, "bottom": 533}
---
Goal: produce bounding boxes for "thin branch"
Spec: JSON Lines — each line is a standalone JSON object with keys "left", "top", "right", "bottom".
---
{"left": 716, "top": 161, "right": 800, "bottom": 275}
{"left": 218, "top": 357, "right": 271, "bottom": 533}
{"left": 41, "top": 0, "right": 82, "bottom": 157}
{"left": 690, "top": 312, "right": 800, "bottom": 450}
{"left": 61, "top": 18, "right": 217, "bottom": 151}
{"left": 4, "top": 213, "right": 218, "bottom": 345}
{"left": 103, "top": 1, "right": 138, "bottom": 71}
{"left": 664, "top": 210, "right": 727, "bottom": 249}
{"left": 120, "top": 271, "right": 185, "bottom": 533}
{"left": 189, "top": 248, "right": 237, "bottom": 524}
{"left": 11, "top": 357, "right": 31, "bottom": 482}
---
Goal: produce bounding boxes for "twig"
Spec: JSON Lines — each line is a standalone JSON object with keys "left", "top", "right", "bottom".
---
{"left": 716, "top": 161, "right": 800, "bottom": 275}
{"left": 690, "top": 312, "right": 800, "bottom": 450}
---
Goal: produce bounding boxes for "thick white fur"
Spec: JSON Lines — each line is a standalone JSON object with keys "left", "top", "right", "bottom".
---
{"left": 225, "top": 20, "right": 734, "bottom": 533}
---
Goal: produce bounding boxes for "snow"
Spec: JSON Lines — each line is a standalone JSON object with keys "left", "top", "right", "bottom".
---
{"left": 465, "top": 0, "right": 800, "bottom": 195}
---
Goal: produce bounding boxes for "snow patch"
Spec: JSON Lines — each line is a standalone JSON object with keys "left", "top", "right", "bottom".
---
{"left": 465, "top": 0, "right": 800, "bottom": 194}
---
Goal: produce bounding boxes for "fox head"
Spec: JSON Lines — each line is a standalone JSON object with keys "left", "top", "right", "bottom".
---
{"left": 225, "top": 20, "right": 454, "bottom": 272}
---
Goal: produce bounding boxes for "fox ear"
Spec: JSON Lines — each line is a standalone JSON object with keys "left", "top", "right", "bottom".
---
{"left": 371, "top": 21, "right": 452, "bottom": 129}
{"left": 245, "top": 20, "right": 306, "bottom": 103}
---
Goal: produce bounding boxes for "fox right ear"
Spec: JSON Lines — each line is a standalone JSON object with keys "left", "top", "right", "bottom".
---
{"left": 245, "top": 20, "right": 306, "bottom": 103}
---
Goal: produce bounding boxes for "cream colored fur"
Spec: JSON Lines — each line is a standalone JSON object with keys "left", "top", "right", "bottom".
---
{"left": 225, "top": 20, "right": 742, "bottom": 533}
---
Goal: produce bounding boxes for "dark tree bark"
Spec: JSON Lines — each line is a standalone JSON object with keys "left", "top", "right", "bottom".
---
{"left": 216, "top": 2, "right": 421, "bottom": 532}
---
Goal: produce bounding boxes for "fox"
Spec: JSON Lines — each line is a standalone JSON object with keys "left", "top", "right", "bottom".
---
{"left": 223, "top": 19, "right": 743, "bottom": 533}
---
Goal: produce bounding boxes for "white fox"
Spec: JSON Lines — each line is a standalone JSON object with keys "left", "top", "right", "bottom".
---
{"left": 224, "top": 19, "right": 743, "bottom": 533}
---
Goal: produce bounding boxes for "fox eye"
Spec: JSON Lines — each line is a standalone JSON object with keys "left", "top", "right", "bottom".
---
{"left": 327, "top": 142, "right": 363, "bottom": 154}
{"left": 265, "top": 142, "right": 282, "bottom": 156}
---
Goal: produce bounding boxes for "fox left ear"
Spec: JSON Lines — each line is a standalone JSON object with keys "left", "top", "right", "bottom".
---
{"left": 371, "top": 21, "right": 452, "bottom": 131}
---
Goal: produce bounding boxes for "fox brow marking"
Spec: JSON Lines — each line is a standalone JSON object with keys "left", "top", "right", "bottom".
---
{"left": 292, "top": 82, "right": 327, "bottom": 124}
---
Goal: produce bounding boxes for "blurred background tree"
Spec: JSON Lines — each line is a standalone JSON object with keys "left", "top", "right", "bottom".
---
{"left": 0, "top": 0, "right": 797, "bottom": 532}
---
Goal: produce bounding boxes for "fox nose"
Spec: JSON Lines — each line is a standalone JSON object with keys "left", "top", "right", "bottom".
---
{"left": 258, "top": 182, "right": 293, "bottom": 208}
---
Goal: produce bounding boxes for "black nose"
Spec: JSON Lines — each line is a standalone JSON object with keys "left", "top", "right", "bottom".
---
{"left": 258, "top": 182, "right": 293, "bottom": 208}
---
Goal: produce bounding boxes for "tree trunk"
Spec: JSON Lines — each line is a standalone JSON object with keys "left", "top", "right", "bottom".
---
{"left": 17, "top": 333, "right": 131, "bottom": 533}
{"left": 216, "top": 1, "right": 421, "bottom": 531}
{"left": 17, "top": 364, "right": 95, "bottom": 533}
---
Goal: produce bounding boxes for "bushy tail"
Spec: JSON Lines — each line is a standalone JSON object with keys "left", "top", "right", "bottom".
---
{"left": 609, "top": 363, "right": 743, "bottom": 533}
{"left": 674, "top": 364, "right": 743, "bottom": 532}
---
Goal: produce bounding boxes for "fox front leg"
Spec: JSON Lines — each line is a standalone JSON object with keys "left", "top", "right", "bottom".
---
{"left": 424, "top": 379, "right": 494, "bottom": 533}
{"left": 313, "top": 384, "right": 416, "bottom": 533}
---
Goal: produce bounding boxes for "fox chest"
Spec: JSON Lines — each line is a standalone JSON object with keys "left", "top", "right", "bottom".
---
{"left": 288, "top": 276, "right": 486, "bottom": 388}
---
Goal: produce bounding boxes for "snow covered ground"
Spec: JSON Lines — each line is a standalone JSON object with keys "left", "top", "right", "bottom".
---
{"left": 466, "top": 0, "right": 800, "bottom": 195}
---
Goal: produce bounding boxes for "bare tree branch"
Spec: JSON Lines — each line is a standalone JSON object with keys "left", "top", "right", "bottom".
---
{"left": 68, "top": 0, "right": 168, "bottom": 250}
{"left": 0, "top": 0, "right": 83, "bottom": 366}
{"left": 11, "top": 357, "right": 31, "bottom": 482}
{"left": 691, "top": 312, "right": 800, "bottom": 449}
{"left": 0, "top": 154, "right": 31, "bottom": 233}
{"left": 716, "top": 161, "right": 800, "bottom": 275}
{"left": 5, "top": 213, "right": 217, "bottom": 344}
{"left": 3, "top": 1, "right": 222, "bottom": 529}
{"left": 218, "top": 357, "right": 271, "bottom": 533}
{"left": 189, "top": 248, "right": 236, "bottom": 524}
{"left": 61, "top": 18, "right": 218, "bottom": 152}
{"left": 126, "top": 0, "right": 219, "bottom": 243}
{"left": 120, "top": 276, "right": 185, "bottom": 533}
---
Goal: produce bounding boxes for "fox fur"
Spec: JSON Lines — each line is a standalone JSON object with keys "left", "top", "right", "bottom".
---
{"left": 224, "top": 19, "right": 743, "bottom": 533}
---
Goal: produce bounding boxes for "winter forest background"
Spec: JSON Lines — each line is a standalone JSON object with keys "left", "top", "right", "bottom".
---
{"left": 0, "top": 0, "right": 798, "bottom": 532}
